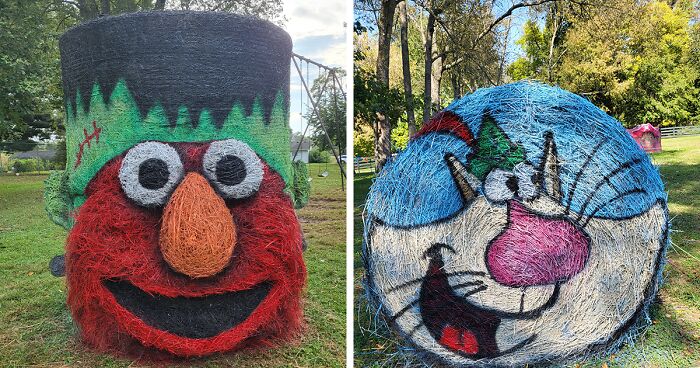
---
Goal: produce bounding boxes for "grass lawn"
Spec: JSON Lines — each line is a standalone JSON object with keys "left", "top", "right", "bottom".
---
{"left": 354, "top": 136, "right": 700, "bottom": 367}
{"left": 0, "top": 162, "right": 346, "bottom": 367}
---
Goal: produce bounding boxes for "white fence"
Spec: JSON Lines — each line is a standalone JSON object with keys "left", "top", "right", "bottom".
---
{"left": 354, "top": 157, "right": 376, "bottom": 173}
{"left": 660, "top": 125, "right": 700, "bottom": 138}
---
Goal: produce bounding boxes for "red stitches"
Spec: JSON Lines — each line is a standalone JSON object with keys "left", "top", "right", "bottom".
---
{"left": 74, "top": 121, "right": 102, "bottom": 168}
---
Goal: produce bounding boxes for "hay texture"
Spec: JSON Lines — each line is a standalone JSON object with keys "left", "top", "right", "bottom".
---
{"left": 363, "top": 81, "right": 669, "bottom": 367}
{"left": 46, "top": 11, "right": 308, "bottom": 358}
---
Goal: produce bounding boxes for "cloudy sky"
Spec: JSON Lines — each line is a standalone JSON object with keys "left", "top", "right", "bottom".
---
{"left": 282, "top": 0, "right": 348, "bottom": 134}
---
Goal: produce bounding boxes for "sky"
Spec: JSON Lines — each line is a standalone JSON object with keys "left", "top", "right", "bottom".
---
{"left": 282, "top": 0, "right": 348, "bottom": 134}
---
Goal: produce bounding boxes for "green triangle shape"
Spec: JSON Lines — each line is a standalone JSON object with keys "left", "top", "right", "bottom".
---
{"left": 468, "top": 114, "right": 525, "bottom": 180}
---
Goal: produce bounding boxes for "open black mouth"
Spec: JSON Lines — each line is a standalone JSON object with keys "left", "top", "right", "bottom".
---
{"left": 104, "top": 280, "right": 271, "bottom": 339}
{"left": 419, "top": 244, "right": 554, "bottom": 359}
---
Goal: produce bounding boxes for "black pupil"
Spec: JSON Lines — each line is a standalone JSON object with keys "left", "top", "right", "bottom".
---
{"left": 216, "top": 155, "right": 247, "bottom": 186}
{"left": 138, "top": 158, "right": 170, "bottom": 190}
{"left": 505, "top": 175, "right": 519, "bottom": 194}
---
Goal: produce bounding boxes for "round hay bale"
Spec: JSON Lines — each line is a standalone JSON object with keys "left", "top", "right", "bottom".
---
{"left": 363, "top": 81, "right": 668, "bottom": 367}
{"left": 54, "top": 11, "right": 306, "bottom": 358}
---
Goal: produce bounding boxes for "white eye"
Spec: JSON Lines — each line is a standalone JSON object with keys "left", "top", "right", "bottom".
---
{"left": 513, "top": 162, "right": 538, "bottom": 200}
{"left": 203, "top": 139, "right": 263, "bottom": 199}
{"left": 483, "top": 168, "right": 516, "bottom": 203}
{"left": 119, "top": 142, "right": 184, "bottom": 207}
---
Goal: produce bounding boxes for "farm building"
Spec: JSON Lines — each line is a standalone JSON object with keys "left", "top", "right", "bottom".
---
{"left": 291, "top": 136, "right": 311, "bottom": 163}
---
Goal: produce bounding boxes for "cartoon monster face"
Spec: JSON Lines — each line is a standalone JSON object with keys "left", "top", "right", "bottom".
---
{"left": 49, "top": 11, "right": 307, "bottom": 358}
{"left": 363, "top": 83, "right": 668, "bottom": 367}
{"left": 66, "top": 139, "right": 304, "bottom": 357}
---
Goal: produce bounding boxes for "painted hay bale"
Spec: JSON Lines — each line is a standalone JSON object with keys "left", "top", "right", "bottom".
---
{"left": 46, "top": 11, "right": 308, "bottom": 358}
{"left": 363, "top": 81, "right": 668, "bottom": 367}
{"left": 627, "top": 123, "right": 662, "bottom": 153}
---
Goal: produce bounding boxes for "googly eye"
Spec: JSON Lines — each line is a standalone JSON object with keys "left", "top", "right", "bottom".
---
{"left": 483, "top": 168, "right": 516, "bottom": 203}
{"left": 513, "top": 162, "right": 538, "bottom": 200}
{"left": 119, "top": 142, "right": 184, "bottom": 207}
{"left": 203, "top": 139, "right": 263, "bottom": 199}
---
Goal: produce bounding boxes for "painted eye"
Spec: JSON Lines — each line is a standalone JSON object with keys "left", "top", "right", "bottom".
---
{"left": 119, "top": 142, "right": 184, "bottom": 207}
{"left": 483, "top": 168, "right": 516, "bottom": 203}
{"left": 513, "top": 162, "right": 538, "bottom": 200}
{"left": 203, "top": 139, "right": 263, "bottom": 199}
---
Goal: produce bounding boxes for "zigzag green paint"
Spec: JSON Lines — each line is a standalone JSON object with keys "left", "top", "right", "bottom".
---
{"left": 65, "top": 80, "right": 292, "bottom": 205}
{"left": 468, "top": 116, "right": 525, "bottom": 180}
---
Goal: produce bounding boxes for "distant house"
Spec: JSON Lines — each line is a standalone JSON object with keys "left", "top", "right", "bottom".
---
{"left": 290, "top": 137, "right": 311, "bottom": 163}
{"left": 11, "top": 149, "right": 57, "bottom": 160}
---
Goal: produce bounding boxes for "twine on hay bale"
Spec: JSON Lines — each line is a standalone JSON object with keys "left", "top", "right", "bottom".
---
{"left": 47, "top": 11, "right": 308, "bottom": 358}
{"left": 363, "top": 81, "right": 669, "bottom": 367}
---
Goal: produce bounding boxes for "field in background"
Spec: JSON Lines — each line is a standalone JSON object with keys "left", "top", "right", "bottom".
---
{"left": 0, "top": 163, "right": 346, "bottom": 367}
{"left": 354, "top": 136, "right": 700, "bottom": 367}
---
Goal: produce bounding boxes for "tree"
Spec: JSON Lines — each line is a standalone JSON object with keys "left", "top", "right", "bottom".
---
{"left": 375, "top": 0, "right": 401, "bottom": 170}
{"left": 353, "top": 124, "right": 375, "bottom": 157}
{"left": 0, "top": 0, "right": 284, "bottom": 153}
{"left": 415, "top": 0, "right": 573, "bottom": 122}
{"left": 398, "top": 1, "right": 417, "bottom": 136}
{"left": 0, "top": 1, "right": 72, "bottom": 151}
{"left": 353, "top": 23, "right": 405, "bottom": 159}
{"left": 170, "top": 0, "right": 284, "bottom": 24}
{"left": 509, "top": 0, "right": 700, "bottom": 127}
{"left": 556, "top": 0, "right": 699, "bottom": 126}
{"left": 49, "top": 0, "right": 283, "bottom": 23}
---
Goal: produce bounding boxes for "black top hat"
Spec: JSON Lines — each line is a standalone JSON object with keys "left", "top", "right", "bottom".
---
{"left": 60, "top": 11, "right": 292, "bottom": 125}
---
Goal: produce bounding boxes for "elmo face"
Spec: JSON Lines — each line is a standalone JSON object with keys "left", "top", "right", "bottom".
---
{"left": 66, "top": 139, "right": 305, "bottom": 357}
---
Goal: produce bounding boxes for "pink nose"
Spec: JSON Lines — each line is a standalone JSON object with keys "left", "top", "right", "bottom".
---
{"left": 486, "top": 201, "right": 589, "bottom": 287}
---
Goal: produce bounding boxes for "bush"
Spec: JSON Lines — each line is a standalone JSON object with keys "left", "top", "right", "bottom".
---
{"left": 309, "top": 149, "right": 331, "bottom": 163}
{"left": 12, "top": 158, "right": 59, "bottom": 173}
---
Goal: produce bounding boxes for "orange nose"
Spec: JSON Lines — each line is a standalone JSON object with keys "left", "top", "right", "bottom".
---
{"left": 160, "top": 172, "right": 236, "bottom": 278}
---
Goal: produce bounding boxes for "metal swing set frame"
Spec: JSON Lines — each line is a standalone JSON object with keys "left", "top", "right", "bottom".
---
{"left": 291, "top": 53, "right": 347, "bottom": 190}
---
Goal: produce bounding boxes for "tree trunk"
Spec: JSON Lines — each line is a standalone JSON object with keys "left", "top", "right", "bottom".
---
{"left": 497, "top": 18, "right": 512, "bottom": 85}
{"left": 422, "top": 6, "right": 436, "bottom": 123}
{"left": 431, "top": 54, "right": 443, "bottom": 111}
{"left": 398, "top": 1, "right": 416, "bottom": 136}
{"left": 101, "top": 0, "right": 110, "bottom": 15}
{"left": 547, "top": 5, "right": 560, "bottom": 83}
{"left": 375, "top": 0, "right": 399, "bottom": 171}
{"left": 451, "top": 69, "right": 461, "bottom": 100}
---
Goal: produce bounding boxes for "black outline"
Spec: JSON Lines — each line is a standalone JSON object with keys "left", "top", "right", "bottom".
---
{"left": 564, "top": 139, "right": 606, "bottom": 213}
{"left": 538, "top": 131, "right": 561, "bottom": 201}
{"left": 445, "top": 153, "right": 477, "bottom": 203}
{"left": 577, "top": 156, "right": 643, "bottom": 218}
{"left": 418, "top": 247, "right": 555, "bottom": 359}
{"left": 367, "top": 200, "right": 668, "bottom": 367}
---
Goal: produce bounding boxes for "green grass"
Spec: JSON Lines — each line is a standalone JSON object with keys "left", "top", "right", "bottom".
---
{"left": 354, "top": 136, "right": 700, "bottom": 367}
{"left": 0, "top": 162, "right": 346, "bottom": 367}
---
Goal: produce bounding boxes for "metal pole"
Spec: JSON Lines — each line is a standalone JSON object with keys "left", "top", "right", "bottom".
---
{"left": 330, "top": 70, "right": 344, "bottom": 191}
{"left": 292, "top": 55, "right": 332, "bottom": 160}
{"left": 292, "top": 57, "right": 346, "bottom": 178}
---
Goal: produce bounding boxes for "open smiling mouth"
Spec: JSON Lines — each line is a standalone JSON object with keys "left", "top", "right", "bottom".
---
{"left": 419, "top": 244, "right": 559, "bottom": 359}
{"left": 104, "top": 280, "right": 272, "bottom": 339}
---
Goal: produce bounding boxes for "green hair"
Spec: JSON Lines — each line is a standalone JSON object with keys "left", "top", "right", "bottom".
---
{"left": 46, "top": 80, "right": 309, "bottom": 229}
